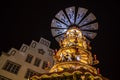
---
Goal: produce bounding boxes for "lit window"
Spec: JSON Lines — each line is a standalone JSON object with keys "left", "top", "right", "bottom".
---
{"left": 34, "top": 58, "right": 41, "bottom": 67}
{"left": 25, "top": 54, "right": 33, "bottom": 63}
{"left": 38, "top": 49, "right": 45, "bottom": 55}
{"left": 24, "top": 69, "right": 39, "bottom": 79}
{"left": 3, "top": 60, "right": 21, "bottom": 74}
{"left": 0, "top": 75, "right": 12, "bottom": 80}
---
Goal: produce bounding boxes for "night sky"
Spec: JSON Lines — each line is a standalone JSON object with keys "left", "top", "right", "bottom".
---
{"left": 0, "top": 0, "right": 120, "bottom": 80}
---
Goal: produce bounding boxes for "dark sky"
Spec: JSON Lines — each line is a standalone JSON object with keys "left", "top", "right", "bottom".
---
{"left": 0, "top": 0, "right": 120, "bottom": 80}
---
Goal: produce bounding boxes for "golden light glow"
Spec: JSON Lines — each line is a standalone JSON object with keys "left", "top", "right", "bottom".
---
{"left": 50, "top": 27, "right": 97, "bottom": 74}
{"left": 30, "top": 27, "right": 107, "bottom": 80}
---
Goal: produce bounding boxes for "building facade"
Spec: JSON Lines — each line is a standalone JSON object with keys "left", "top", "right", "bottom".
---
{"left": 0, "top": 37, "right": 54, "bottom": 80}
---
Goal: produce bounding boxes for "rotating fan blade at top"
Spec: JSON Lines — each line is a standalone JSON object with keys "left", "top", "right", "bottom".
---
{"left": 51, "top": 19, "right": 68, "bottom": 29}
{"left": 51, "top": 28, "right": 67, "bottom": 37}
{"left": 55, "top": 10, "right": 70, "bottom": 26}
{"left": 78, "top": 13, "right": 96, "bottom": 26}
{"left": 81, "top": 31, "right": 97, "bottom": 40}
{"left": 80, "top": 22, "right": 98, "bottom": 31}
{"left": 55, "top": 34, "right": 65, "bottom": 42}
{"left": 65, "top": 6, "right": 75, "bottom": 24}
{"left": 75, "top": 7, "right": 88, "bottom": 24}
{"left": 51, "top": 6, "right": 98, "bottom": 42}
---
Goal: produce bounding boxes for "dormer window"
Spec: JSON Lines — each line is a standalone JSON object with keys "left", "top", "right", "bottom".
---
{"left": 31, "top": 42, "right": 37, "bottom": 48}
{"left": 21, "top": 46, "right": 27, "bottom": 52}
{"left": 9, "top": 50, "right": 16, "bottom": 55}
{"left": 39, "top": 38, "right": 50, "bottom": 47}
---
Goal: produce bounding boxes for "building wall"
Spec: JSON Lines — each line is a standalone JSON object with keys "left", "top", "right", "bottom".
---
{"left": 0, "top": 37, "right": 54, "bottom": 80}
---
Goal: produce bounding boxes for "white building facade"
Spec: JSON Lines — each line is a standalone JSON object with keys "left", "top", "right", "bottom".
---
{"left": 0, "top": 37, "right": 54, "bottom": 80}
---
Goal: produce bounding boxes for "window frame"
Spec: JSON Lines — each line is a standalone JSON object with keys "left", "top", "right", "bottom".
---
{"left": 25, "top": 54, "right": 33, "bottom": 63}
{"left": 34, "top": 58, "right": 41, "bottom": 67}
{"left": 24, "top": 69, "right": 39, "bottom": 79}
{"left": 42, "top": 61, "right": 48, "bottom": 69}
{"left": 2, "top": 60, "right": 21, "bottom": 75}
{"left": 31, "top": 42, "right": 37, "bottom": 48}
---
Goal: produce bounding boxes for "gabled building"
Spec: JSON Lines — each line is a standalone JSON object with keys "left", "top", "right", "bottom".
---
{"left": 0, "top": 37, "right": 54, "bottom": 80}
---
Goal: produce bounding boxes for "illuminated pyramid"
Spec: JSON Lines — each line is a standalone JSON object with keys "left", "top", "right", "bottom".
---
{"left": 29, "top": 6, "right": 109, "bottom": 80}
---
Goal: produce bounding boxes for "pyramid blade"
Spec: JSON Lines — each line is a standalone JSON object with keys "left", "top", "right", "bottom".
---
{"left": 80, "top": 22, "right": 98, "bottom": 30}
{"left": 79, "top": 13, "right": 96, "bottom": 26}
{"left": 81, "top": 31, "right": 97, "bottom": 39}
{"left": 55, "top": 10, "right": 70, "bottom": 26}
{"left": 51, "top": 29, "right": 67, "bottom": 37}
{"left": 65, "top": 6, "right": 75, "bottom": 24}
{"left": 55, "top": 34, "right": 64, "bottom": 42}
{"left": 75, "top": 7, "right": 88, "bottom": 24}
{"left": 51, "top": 19, "right": 68, "bottom": 28}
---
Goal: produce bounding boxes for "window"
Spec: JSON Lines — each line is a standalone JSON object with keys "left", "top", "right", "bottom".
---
{"left": 21, "top": 46, "right": 27, "bottom": 52}
{"left": 34, "top": 58, "right": 41, "bottom": 67}
{"left": 42, "top": 61, "right": 48, "bottom": 69}
{"left": 10, "top": 50, "right": 16, "bottom": 55}
{"left": 38, "top": 49, "right": 45, "bottom": 55}
{"left": 0, "top": 75, "right": 12, "bottom": 80}
{"left": 31, "top": 42, "right": 37, "bottom": 48}
{"left": 25, "top": 54, "right": 33, "bottom": 63}
{"left": 48, "top": 49, "right": 53, "bottom": 56}
{"left": 3, "top": 60, "right": 21, "bottom": 74}
{"left": 24, "top": 69, "right": 39, "bottom": 79}
{"left": 39, "top": 38, "right": 50, "bottom": 47}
